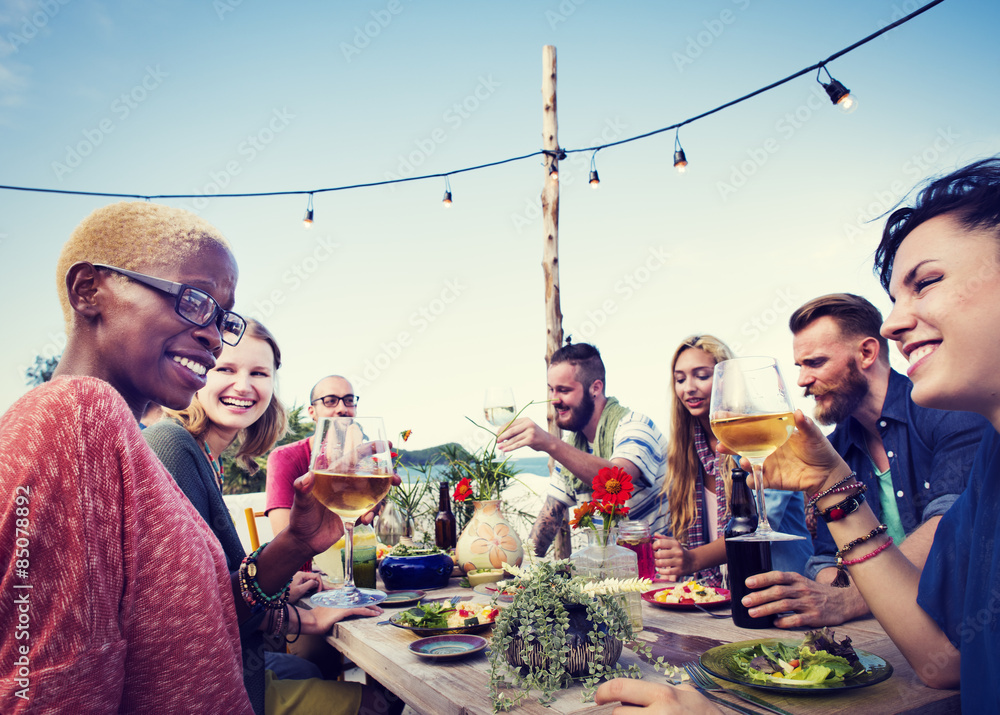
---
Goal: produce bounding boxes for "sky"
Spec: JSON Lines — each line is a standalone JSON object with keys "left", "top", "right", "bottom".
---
{"left": 2, "top": 0, "right": 999, "bottom": 455}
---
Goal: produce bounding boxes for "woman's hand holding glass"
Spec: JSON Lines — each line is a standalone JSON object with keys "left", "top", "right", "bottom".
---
{"left": 653, "top": 536, "right": 696, "bottom": 580}
{"left": 718, "top": 410, "right": 853, "bottom": 497}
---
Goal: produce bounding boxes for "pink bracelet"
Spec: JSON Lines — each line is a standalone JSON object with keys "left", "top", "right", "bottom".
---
{"left": 841, "top": 537, "right": 892, "bottom": 566}
{"left": 806, "top": 472, "right": 858, "bottom": 508}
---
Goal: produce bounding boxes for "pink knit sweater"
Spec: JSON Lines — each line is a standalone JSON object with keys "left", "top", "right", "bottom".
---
{"left": 0, "top": 377, "right": 252, "bottom": 713}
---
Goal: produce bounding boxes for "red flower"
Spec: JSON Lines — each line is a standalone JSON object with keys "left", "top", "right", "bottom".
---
{"left": 453, "top": 477, "right": 473, "bottom": 502}
{"left": 390, "top": 451, "right": 399, "bottom": 460}
{"left": 592, "top": 466, "right": 633, "bottom": 507}
{"left": 570, "top": 501, "right": 596, "bottom": 529}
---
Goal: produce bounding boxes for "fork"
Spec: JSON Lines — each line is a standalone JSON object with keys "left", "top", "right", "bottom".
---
{"left": 694, "top": 603, "right": 730, "bottom": 619}
{"left": 683, "top": 662, "right": 794, "bottom": 715}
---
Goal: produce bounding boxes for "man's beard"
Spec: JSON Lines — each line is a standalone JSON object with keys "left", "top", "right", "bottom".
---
{"left": 808, "top": 358, "right": 869, "bottom": 426}
{"left": 557, "top": 390, "right": 596, "bottom": 432}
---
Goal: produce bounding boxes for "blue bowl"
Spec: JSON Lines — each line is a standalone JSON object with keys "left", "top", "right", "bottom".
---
{"left": 379, "top": 552, "right": 454, "bottom": 591}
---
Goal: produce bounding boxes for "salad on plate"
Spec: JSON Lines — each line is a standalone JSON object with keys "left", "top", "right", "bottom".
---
{"left": 729, "top": 628, "right": 864, "bottom": 686}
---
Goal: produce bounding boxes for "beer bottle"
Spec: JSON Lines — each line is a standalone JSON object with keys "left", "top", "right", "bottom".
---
{"left": 724, "top": 467, "right": 775, "bottom": 628}
{"left": 435, "top": 481, "right": 457, "bottom": 550}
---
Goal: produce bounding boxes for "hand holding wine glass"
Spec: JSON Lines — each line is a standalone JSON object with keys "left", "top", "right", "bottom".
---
{"left": 709, "top": 357, "right": 804, "bottom": 542}
{"left": 308, "top": 416, "right": 395, "bottom": 607}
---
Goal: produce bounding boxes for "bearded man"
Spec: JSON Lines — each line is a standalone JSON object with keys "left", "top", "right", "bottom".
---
{"left": 497, "top": 342, "right": 668, "bottom": 556}
{"left": 743, "top": 293, "right": 988, "bottom": 628}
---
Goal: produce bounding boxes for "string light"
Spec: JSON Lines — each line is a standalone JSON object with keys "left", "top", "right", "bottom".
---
{"left": 589, "top": 152, "right": 600, "bottom": 189}
{"left": 818, "top": 66, "right": 858, "bottom": 113}
{"left": 442, "top": 176, "right": 453, "bottom": 207}
{"left": 302, "top": 193, "right": 314, "bottom": 228}
{"left": 0, "top": 1, "right": 941, "bottom": 209}
{"left": 673, "top": 130, "right": 688, "bottom": 174}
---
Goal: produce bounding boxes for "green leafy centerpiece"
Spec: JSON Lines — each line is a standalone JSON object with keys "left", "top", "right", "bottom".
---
{"left": 488, "top": 556, "right": 666, "bottom": 711}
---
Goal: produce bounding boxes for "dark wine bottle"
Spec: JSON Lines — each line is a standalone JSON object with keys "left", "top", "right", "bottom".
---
{"left": 724, "top": 467, "right": 775, "bottom": 629}
{"left": 434, "top": 481, "right": 457, "bottom": 550}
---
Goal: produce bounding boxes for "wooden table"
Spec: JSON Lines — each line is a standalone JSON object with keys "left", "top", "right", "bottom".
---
{"left": 327, "top": 580, "right": 960, "bottom": 714}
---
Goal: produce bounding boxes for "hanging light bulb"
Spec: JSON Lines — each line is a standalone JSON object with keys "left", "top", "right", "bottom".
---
{"left": 589, "top": 152, "right": 600, "bottom": 189}
{"left": 549, "top": 163, "right": 559, "bottom": 182}
{"left": 442, "top": 176, "right": 453, "bottom": 207}
{"left": 302, "top": 193, "right": 314, "bottom": 229}
{"left": 673, "top": 130, "right": 688, "bottom": 174}
{"left": 818, "top": 66, "right": 858, "bottom": 114}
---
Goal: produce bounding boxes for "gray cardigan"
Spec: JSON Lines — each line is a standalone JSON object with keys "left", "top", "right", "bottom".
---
{"left": 143, "top": 419, "right": 266, "bottom": 715}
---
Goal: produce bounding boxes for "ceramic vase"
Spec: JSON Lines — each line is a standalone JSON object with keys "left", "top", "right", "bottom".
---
{"left": 454, "top": 499, "right": 523, "bottom": 574}
{"left": 571, "top": 528, "right": 643, "bottom": 632}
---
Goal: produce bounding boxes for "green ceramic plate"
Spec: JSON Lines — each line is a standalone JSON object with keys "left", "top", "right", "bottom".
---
{"left": 700, "top": 638, "right": 893, "bottom": 694}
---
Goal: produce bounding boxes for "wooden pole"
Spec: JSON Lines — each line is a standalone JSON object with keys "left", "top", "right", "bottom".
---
{"left": 541, "top": 45, "right": 570, "bottom": 558}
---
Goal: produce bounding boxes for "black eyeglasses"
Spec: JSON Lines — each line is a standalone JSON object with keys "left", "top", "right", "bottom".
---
{"left": 311, "top": 394, "right": 358, "bottom": 409}
{"left": 93, "top": 264, "right": 246, "bottom": 346}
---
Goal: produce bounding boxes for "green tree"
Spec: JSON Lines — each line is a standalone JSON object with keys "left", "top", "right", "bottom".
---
{"left": 25, "top": 354, "right": 60, "bottom": 386}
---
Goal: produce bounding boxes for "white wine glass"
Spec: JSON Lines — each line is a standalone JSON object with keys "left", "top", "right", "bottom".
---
{"left": 483, "top": 387, "right": 516, "bottom": 432}
{"left": 308, "top": 416, "right": 394, "bottom": 607}
{"left": 709, "top": 357, "right": 804, "bottom": 542}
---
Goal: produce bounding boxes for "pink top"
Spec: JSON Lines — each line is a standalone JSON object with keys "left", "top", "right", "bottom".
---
{"left": 264, "top": 437, "right": 311, "bottom": 514}
{"left": 0, "top": 377, "right": 252, "bottom": 713}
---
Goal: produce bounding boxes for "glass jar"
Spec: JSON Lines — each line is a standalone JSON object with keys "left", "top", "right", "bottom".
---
{"left": 616, "top": 520, "right": 655, "bottom": 580}
{"left": 571, "top": 528, "right": 643, "bottom": 633}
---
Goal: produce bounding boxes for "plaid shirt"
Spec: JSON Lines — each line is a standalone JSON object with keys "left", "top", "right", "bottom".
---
{"left": 685, "top": 424, "right": 729, "bottom": 587}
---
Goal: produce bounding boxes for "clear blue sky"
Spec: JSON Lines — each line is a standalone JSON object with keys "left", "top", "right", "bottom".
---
{"left": 2, "top": 0, "right": 998, "bottom": 451}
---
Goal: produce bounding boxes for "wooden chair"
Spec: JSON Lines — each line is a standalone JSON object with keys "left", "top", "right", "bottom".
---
{"left": 244, "top": 507, "right": 266, "bottom": 551}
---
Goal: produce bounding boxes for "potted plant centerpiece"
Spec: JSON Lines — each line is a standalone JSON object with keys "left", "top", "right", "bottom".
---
{"left": 488, "top": 556, "right": 668, "bottom": 711}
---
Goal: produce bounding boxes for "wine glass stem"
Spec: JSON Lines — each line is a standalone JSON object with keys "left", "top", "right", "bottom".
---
{"left": 749, "top": 459, "right": 773, "bottom": 533}
{"left": 341, "top": 519, "right": 359, "bottom": 601}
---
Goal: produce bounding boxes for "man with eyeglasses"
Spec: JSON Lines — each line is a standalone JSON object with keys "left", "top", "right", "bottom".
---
{"left": 265, "top": 375, "right": 359, "bottom": 533}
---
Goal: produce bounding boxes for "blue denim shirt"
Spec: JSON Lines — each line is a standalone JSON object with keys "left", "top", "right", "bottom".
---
{"left": 806, "top": 369, "right": 989, "bottom": 579}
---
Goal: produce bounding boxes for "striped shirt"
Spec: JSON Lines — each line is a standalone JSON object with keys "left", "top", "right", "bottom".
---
{"left": 550, "top": 409, "right": 669, "bottom": 535}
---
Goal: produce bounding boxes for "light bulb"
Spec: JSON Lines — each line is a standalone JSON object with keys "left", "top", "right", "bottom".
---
{"left": 589, "top": 170, "right": 600, "bottom": 188}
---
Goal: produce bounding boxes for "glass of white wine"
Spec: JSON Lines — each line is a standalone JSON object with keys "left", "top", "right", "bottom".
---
{"left": 308, "top": 416, "right": 394, "bottom": 607}
{"left": 709, "top": 357, "right": 804, "bottom": 542}
{"left": 483, "top": 387, "right": 516, "bottom": 431}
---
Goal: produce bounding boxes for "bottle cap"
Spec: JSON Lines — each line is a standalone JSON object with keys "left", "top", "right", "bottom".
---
{"left": 731, "top": 467, "right": 748, "bottom": 480}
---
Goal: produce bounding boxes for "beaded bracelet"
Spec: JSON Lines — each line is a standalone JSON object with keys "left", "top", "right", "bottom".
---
{"left": 806, "top": 472, "right": 858, "bottom": 509}
{"left": 841, "top": 537, "right": 892, "bottom": 566}
{"left": 831, "top": 524, "right": 888, "bottom": 588}
{"left": 238, "top": 543, "right": 291, "bottom": 612}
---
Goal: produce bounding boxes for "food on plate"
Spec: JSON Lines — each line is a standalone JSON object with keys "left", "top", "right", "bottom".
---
{"left": 729, "top": 628, "right": 864, "bottom": 686}
{"left": 467, "top": 568, "right": 505, "bottom": 587}
{"left": 396, "top": 601, "right": 499, "bottom": 630}
{"left": 388, "top": 543, "right": 443, "bottom": 557}
{"left": 654, "top": 580, "right": 726, "bottom": 604}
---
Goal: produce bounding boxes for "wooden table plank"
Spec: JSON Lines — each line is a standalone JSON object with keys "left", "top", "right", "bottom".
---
{"left": 327, "top": 580, "right": 960, "bottom": 714}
